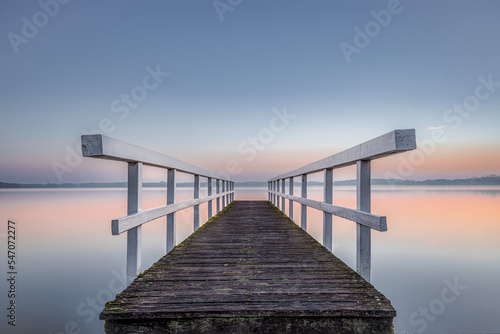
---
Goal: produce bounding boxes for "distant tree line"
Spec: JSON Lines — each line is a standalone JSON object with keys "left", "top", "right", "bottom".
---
{"left": 2, "top": 175, "right": 499, "bottom": 189}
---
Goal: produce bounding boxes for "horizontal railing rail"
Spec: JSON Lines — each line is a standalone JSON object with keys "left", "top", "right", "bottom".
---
{"left": 267, "top": 129, "right": 416, "bottom": 282}
{"left": 82, "top": 134, "right": 234, "bottom": 284}
{"left": 111, "top": 190, "right": 234, "bottom": 235}
{"left": 266, "top": 191, "right": 387, "bottom": 231}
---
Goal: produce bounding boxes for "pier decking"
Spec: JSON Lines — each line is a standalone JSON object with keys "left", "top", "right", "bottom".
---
{"left": 100, "top": 201, "right": 396, "bottom": 334}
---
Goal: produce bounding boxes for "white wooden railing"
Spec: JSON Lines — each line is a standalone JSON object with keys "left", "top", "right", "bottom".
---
{"left": 268, "top": 129, "right": 416, "bottom": 282}
{"left": 81, "top": 134, "right": 234, "bottom": 284}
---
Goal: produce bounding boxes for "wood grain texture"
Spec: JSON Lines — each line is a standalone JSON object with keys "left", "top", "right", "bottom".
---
{"left": 101, "top": 201, "right": 395, "bottom": 333}
{"left": 112, "top": 191, "right": 234, "bottom": 235}
{"left": 268, "top": 190, "right": 387, "bottom": 231}
{"left": 81, "top": 134, "right": 231, "bottom": 181}
{"left": 268, "top": 129, "right": 416, "bottom": 181}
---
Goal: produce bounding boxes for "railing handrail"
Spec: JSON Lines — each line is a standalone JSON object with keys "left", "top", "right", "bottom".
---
{"left": 267, "top": 129, "right": 417, "bottom": 282}
{"left": 82, "top": 134, "right": 232, "bottom": 180}
{"left": 81, "top": 134, "right": 235, "bottom": 285}
{"left": 267, "top": 190, "right": 387, "bottom": 231}
{"left": 111, "top": 190, "right": 234, "bottom": 235}
{"left": 268, "top": 129, "right": 416, "bottom": 181}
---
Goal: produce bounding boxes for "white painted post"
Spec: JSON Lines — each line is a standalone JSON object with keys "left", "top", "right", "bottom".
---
{"left": 193, "top": 174, "right": 200, "bottom": 230}
{"left": 127, "top": 162, "right": 142, "bottom": 284}
{"left": 281, "top": 179, "right": 286, "bottom": 213}
{"left": 277, "top": 179, "right": 281, "bottom": 210}
{"left": 166, "top": 169, "right": 176, "bottom": 253}
{"left": 356, "top": 160, "right": 371, "bottom": 282}
{"left": 268, "top": 182, "right": 271, "bottom": 201}
{"left": 301, "top": 174, "right": 307, "bottom": 231}
{"left": 271, "top": 181, "right": 274, "bottom": 204}
{"left": 226, "top": 181, "right": 230, "bottom": 205}
{"left": 323, "top": 169, "right": 333, "bottom": 252}
{"left": 216, "top": 179, "right": 220, "bottom": 213}
{"left": 222, "top": 180, "right": 226, "bottom": 208}
{"left": 231, "top": 182, "right": 234, "bottom": 202}
{"left": 289, "top": 177, "right": 294, "bottom": 220}
{"left": 207, "top": 177, "right": 213, "bottom": 219}
{"left": 273, "top": 181, "right": 276, "bottom": 205}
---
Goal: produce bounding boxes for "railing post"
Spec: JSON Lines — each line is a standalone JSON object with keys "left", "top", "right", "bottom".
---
{"left": 289, "top": 177, "right": 294, "bottom": 220}
{"left": 231, "top": 182, "right": 234, "bottom": 202}
{"left": 226, "top": 181, "right": 230, "bottom": 205}
{"left": 166, "top": 169, "right": 176, "bottom": 253}
{"left": 323, "top": 168, "right": 333, "bottom": 252}
{"left": 277, "top": 179, "right": 281, "bottom": 210}
{"left": 301, "top": 174, "right": 307, "bottom": 231}
{"left": 193, "top": 175, "right": 200, "bottom": 230}
{"left": 268, "top": 182, "right": 271, "bottom": 202}
{"left": 222, "top": 180, "right": 226, "bottom": 208}
{"left": 356, "top": 160, "right": 371, "bottom": 282}
{"left": 207, "top": 177, "right": 213, "bottom": 219}
{"left": 281, "top": 179, "right": 285, "bottom": 212}
{"left": 273, "top": 181, "right": 276, "bottom": 205}
{"left": 216, "top": 179, "right": 220, "bottom": 213}
{"left": 127, "top": 162, "right": 142, "bottom": 285}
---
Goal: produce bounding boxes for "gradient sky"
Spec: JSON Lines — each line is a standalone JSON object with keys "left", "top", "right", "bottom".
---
{"left": 1, "top": 0, "right": 499, "bottom": 183}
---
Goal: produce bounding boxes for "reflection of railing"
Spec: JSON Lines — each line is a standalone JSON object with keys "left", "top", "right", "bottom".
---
{"left": 268, "top": 129, "right": 416, "bottom": 282}
{"left": 81, "top": 135, "right": 234, "bottom": 283}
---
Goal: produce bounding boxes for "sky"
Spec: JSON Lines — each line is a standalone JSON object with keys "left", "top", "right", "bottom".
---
{"left": 1, "top": 0, "right": 499, "bottom": 183}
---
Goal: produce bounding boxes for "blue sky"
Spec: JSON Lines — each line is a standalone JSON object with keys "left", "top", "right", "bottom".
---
{"left": 1, "top": 0, "right": 499, "bottom": 183}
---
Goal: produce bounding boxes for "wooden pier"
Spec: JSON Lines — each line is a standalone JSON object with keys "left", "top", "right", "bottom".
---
{"left": 82, "top": 129, "right": 416, "bottom": 333}
{"left": 101, "top": 201, "right": 396, "bottom": 333}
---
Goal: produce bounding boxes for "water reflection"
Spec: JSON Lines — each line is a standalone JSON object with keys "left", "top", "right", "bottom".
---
{"left": 0, "top": 186, "right": 498, "bottom": 333}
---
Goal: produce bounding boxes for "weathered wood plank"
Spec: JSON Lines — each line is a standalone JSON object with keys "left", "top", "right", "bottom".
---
{"left": 81, "top": 134, "right": 231, "bottom": 180}
{"left": 126, "top": 162, "right": 142, "bottom": 284}
{"left": 357, "top": 160, "right": 372, "bottom": 281}
{"left": 112, "top": 191, "right": 234, "bottom": 235}
{"left": 268, "top": 190, "right": 387, "bottom": 231}
{"left": 268, "top": 129, "right": 416, "bottom": 181}
{"left": 101, "top": 201, "right": 395, "bottom": 334}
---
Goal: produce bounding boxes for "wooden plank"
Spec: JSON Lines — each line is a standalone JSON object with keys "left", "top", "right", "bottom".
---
{"left": 323, "top": 168, "right": 333, "bottom": 252}
{"left": 166, "top": 169, "right": 176, "bottom": 253}
{"left": 193, "top": 175, "right": 200, "bottom": 230}
{"left": 222, "top": 181, "right": 226, "bottom": 208}
{"left": 281, "top": 179, "right": 286, "bottom": 212}
{"left": 207, "top": 177, "right": 212, "bottom": 219}
{"left": 268, "top": 182, "right": 271, "bottom": 202}
{"left": 356, "top": 161, "right": 371, "bottom": 282}
{"left": 216, "top": 179, "right": 220, "bottom": 213}
{"left": 288, "top": 177, "right": 294, "bottom": 221}
{"left": 268, "top": 190, "right": 386, "bottom": 232}
{"left": 276, "top": 179, "right": 281, "bottom": 210}
{"left": 268, "top": 129, "right": 416, "bottom": 181}
{"left": 301, "top": 174, "right": 307, "bottom": 231}
{"left": 101, "top": 201, "right": 396, "bottom": 334}
{"left": 112, "top": 191, "right": 234, "bottom": 235}
{"left": 231, "top": 182, "right": 234, "bottom": 202}
{"left": 126, "top": 162, "right": 142, "bottom": 284}
{"left": 81, "top": 134, "right": 231, "bottom": 181}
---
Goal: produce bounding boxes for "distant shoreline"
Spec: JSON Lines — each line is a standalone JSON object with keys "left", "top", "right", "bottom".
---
{"left": 1, "top": 176, "right": 499, "bottom": 188}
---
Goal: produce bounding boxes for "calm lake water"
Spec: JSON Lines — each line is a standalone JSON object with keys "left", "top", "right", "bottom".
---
{"left": 0, "top": 186, "right": 499, "bottom": 334}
